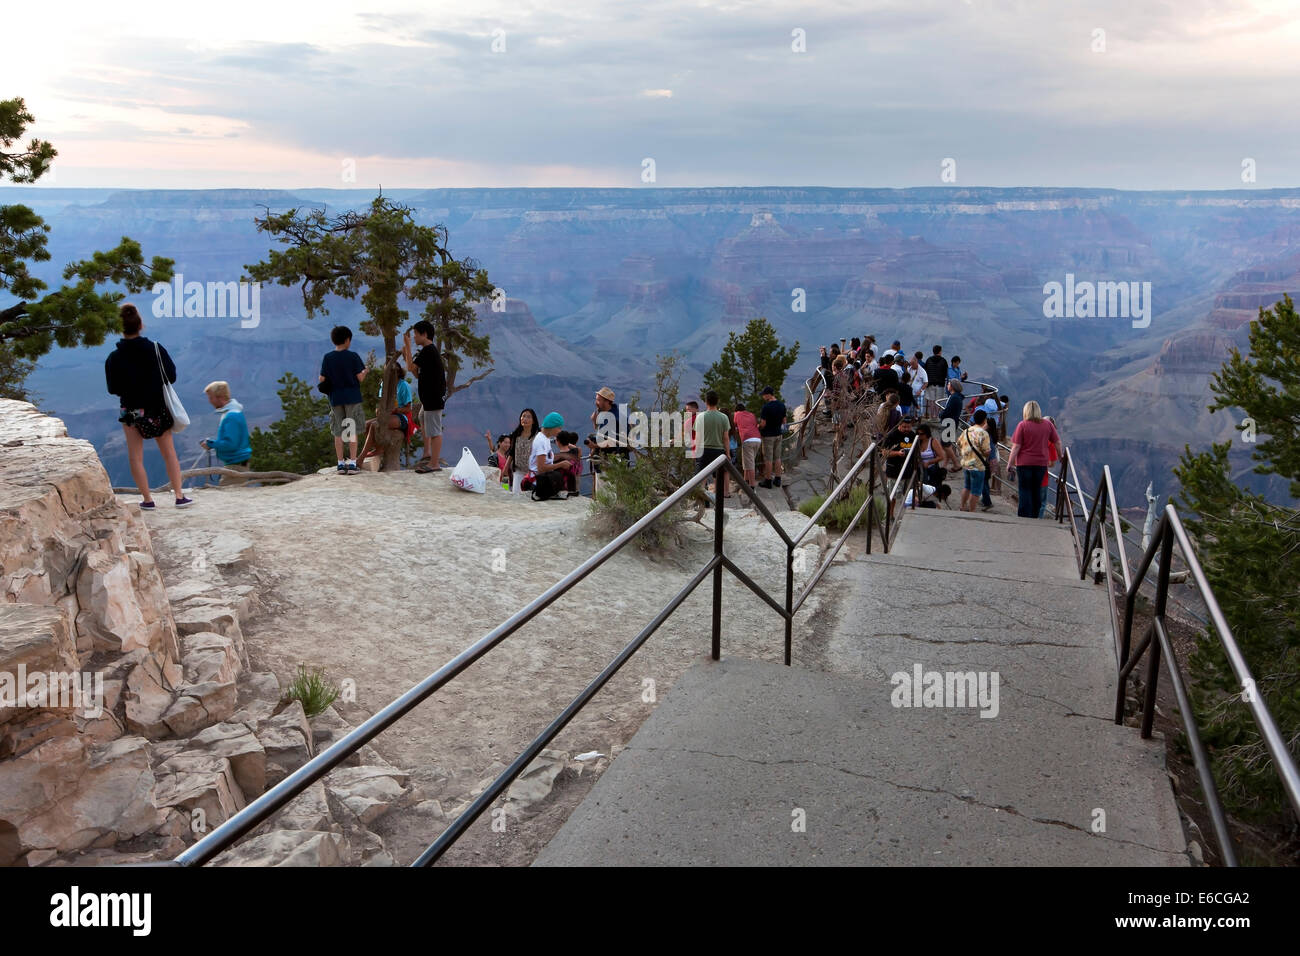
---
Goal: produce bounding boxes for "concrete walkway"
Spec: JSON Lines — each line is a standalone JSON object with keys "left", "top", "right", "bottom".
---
{"left": 535, "top": 508, "right": 1188, "bottom": 866}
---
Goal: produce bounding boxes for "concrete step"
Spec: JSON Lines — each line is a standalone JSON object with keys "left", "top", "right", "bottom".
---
{"left": 535, "top": 656, "right": 1186, "bottom": 866}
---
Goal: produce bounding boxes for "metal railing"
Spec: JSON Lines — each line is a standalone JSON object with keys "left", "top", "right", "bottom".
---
{"left": 172, "top": 435, "right": 906, "bottom": 867}
{"left": 1055, "top": 447, "right": 1300, "bottom": 866}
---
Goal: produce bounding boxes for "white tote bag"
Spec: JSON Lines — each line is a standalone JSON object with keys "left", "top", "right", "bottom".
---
{"left": 154, "top": 341, "right": 190, "bottom": 432}
{"left": 450, "top": 446, "right": 487, "bottom": 494}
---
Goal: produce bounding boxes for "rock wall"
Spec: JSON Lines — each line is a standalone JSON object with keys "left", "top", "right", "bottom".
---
{"left": 0, "top": 401, "right": 414, "bottom": 866}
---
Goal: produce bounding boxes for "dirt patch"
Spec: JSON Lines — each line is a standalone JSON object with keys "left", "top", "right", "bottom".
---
{"left": 141, "top": 471, "right": 826, "bottom": 865}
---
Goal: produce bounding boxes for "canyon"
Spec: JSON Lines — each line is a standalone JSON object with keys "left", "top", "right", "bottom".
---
{"left": 11, "top": 185, "right": 1300, "bottom": 506}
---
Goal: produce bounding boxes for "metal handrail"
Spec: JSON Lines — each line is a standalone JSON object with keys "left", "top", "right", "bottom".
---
{"left": 174, "top": 420, "right": 905, "bottom": 867}
{"left": 1058, "top": 451, "right": 1300, "bottom": 866}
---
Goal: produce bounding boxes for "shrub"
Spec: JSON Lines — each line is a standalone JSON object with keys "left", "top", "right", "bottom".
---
{"left": 283, "top": 664, "right": 340, "bottom": 718}
{"left": 590, "top": 354, "right": 704, "bottom": 551}
{"left": 797, "top": 484, "right": 882, "bottom": 532}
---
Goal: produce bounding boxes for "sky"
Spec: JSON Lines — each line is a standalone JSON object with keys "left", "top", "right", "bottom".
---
{"left": 8, "top": 0, "right": 1300, "bottom": 190}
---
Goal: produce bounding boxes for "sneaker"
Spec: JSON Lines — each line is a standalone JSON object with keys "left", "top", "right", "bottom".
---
{"left": 174, "top": 497, "right": 194, "bottom": 508}
{"left": 346, "top": 462, "right": 360, "bottom": 474}
{"left": 981, "top": 503, "right": 994, "bottom": 512}
{"left": 758, "top": 479, "right": 773, "bottom": 489}
{"left": 337, "top": 463, "right": 347, "bottom": 474}
{"left": 139, "top": 500, "right": 156, "bottom": 511}
{"left": 773, "top": 476, "right": 782, "bottom": 488}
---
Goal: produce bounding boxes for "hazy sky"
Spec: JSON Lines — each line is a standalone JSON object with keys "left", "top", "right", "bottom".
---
{"left": 11, "top": 0, "right": 1300, "bottom": 190}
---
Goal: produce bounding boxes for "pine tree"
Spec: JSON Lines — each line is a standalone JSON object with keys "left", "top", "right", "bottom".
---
{"left": 701, "top": 317, "right": 800, "bottom": 413}
{"left": 245, "top": 196, "right": 494, "bottom": 471}
{"left": 0, "top": 98, "right": 174, "bottom": 399}
{"left": 249, "top": 372, "right": 335, "bottom": 474}
{"left": 1174, "top": 294, "right": 1299, "bottom": 825}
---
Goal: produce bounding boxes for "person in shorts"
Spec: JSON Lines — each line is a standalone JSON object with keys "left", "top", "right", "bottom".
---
{"left": 758, "top": 386, "right": 787, "bottom": 488}
{"left": 319, "top": 325, "right": 367, "bottom": 474}
{"left": 105, "top": 303, "right": 193, "bottom": 508}
{"left": 732, "top": 401, "right": 762, "bottom": 487}
{"left": 403, "top": 321, "right": 447, "bottom": 473}
{"left": 958, "top": 410, "right": 992, "bottom": 512}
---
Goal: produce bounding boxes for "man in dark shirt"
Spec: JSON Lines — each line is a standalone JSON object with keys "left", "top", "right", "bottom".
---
{"left": 881, "top": 417, "right": 918, "bottom": 481}
{"left": 320, "top": 325, "right": 367, "bottom": 474}
{"left": 872, "top": 361, "right": 901, "bottom": 398}
{"left": 922, "top": 345, "right": 948, "bottom": 416}
{"left": 403, "top": 320, "right": 447, "bottom": 473}
{"left": 758, "top": 386, "right": 787, "bottom": 489}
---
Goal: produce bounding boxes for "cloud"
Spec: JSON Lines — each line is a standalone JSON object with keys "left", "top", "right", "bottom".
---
{"left": 20, "top": 0, "right": 1300, "bottom": 189}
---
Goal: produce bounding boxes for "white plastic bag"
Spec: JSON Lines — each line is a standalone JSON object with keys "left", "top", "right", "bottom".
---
{"left": 450, "top": 446, "right": 486, "bottom": 494}
{"left": 155, "top": 342, "right": 189, "bottom": 432}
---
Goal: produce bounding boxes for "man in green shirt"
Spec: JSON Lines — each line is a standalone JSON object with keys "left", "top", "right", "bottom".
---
{"left": 695, "top": 391, "right": 733, "bottom": 497}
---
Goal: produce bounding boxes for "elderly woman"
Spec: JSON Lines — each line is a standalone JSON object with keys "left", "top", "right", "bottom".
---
{"left": 1006, "top": 400, "right": 1063, "bottom": 519}
{"left": 201, "top": 381, "right": 252, "bottom": 485}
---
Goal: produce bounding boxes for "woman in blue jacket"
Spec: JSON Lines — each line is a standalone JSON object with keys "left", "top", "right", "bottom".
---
{"left": 201, "top": 381, "right": 252, "bottom": 484}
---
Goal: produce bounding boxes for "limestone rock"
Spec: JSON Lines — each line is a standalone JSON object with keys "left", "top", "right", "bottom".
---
{"left": 255, "top": 700, "right": 314, "bottom": 785}
{"left": 211, "top": 828, "right": 342, "bottom": 867}
{"left": 0, "top": 604, "right": 79, "bottom": 726}
{"left": 184, "top": 721, "right": 267, "bottom": 800}
{"left": 74, "top": 550, "right": 150, "bottom": 655}
{"left": 267, "top": 780, "right": 333, "bottom": 831}
{"left": 231, "top": 671, "right": 280, "bottom": 725}
{"left": 161, "top": 680, "right": 237, "bottom": 737}
{"left": 504, "top": 748, "right": 569, "bottom": 812}
{"left": 325, "top": 766, "right": 409, "bottom": 826}
{"left": 123, "top": 655, "right": 174, "bottom": 738}
{"left": 153, "top": 752, "right": 246, "bottom": 827}
{"left": 181, "top": 632, "right": 241, "bottom": 686}
{"left": 0, "top": 734, "right": 160, "bottom": 862}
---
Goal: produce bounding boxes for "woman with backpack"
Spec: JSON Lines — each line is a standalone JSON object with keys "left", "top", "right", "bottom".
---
{"left": 104, "top": 304, "right": 193, "bottom": 509}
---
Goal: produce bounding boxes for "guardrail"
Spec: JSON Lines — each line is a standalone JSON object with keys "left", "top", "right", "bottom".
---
{"left": 172, "top": 432, "right": 907, "bottom": 867}
{"left": 1054, "top": 447, "right": 1300, "bottom": 866}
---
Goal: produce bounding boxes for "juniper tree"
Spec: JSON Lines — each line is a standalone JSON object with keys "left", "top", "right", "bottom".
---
{"left": 701, "top": 317, "right": 800, "bottom": 413}
{"left": 0, "top": 98, "right": 174, "bottom": 400}
{"left": 245, "top": 196, "right": 495, "bottom": 470}
{"left": 1174, "top": 294, "right": 1300, "bottom": 828}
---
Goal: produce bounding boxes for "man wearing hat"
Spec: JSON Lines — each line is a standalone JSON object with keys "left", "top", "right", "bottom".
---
{"left": 591, "top": 386, "right": 617, "bottom": 439}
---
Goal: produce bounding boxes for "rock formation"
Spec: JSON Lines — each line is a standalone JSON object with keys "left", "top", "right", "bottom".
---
{"left": 0, "top": 401, "right": 414, "bottom": 866}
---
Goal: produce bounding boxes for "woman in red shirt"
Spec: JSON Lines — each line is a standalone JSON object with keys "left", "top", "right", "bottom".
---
{"left": 1006, "top": 400, "right": 1063, "bottom": 519}
{"left": 733, "top": 402, "right": 762, "bottom": 487}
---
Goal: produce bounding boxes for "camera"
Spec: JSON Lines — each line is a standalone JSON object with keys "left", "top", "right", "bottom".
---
{"left": 118, "top": 408, "right": 140, "bottom": 425}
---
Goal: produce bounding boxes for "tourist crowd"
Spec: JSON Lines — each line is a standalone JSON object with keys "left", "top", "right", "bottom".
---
{"left": 106, "top": 305, "right": 1061, "bottom": 517}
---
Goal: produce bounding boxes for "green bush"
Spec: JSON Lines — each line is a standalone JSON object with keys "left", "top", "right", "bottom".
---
{"left": 797, "top": 484, "right": 882, "bottom": 532}
{"left": 283, "top": 664, "right": 340, "bottom": 718}
{"left": 590, "top": 354, "right": 703, "bottom": 551}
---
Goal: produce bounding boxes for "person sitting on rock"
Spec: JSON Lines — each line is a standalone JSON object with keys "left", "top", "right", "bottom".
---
{"left": 200, "top": 381, "right": 252, "bottom": 485}
{"left": 358, "top": 369, "right": 417, "bottom": 468}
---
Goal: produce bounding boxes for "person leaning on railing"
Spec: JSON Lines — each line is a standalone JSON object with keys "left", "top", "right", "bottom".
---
{"left": 1005, "top": 400, "right": 1063, "bottom": 520}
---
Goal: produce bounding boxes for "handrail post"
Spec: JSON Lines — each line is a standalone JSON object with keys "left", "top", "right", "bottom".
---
{"left": 1140, "top": 523, "right": 1176, "bottom": 739}
{"left": 711, "top": 460, "right": 724, "bottom": 661}
{"left": 865, "top": 453, "right": 876, "bottom": 554}
{"left": 784, "top": 545, "right": 793, "bottom": 666}
{"left": 1055, "top": 449, "right": 1067, "bottom": 523}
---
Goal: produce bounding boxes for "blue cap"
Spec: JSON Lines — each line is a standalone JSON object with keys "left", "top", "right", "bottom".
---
{"left": 541, "top": 412, "right": 565, "bottom": 429}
